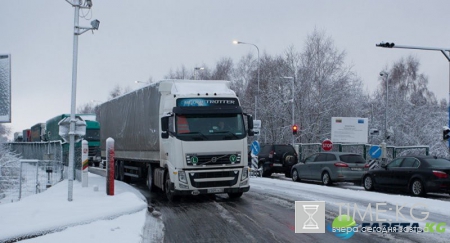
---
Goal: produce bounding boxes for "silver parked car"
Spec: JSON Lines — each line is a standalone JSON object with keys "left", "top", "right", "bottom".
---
{"left": 291, "top": 152, "right": 369, "bottom": 185}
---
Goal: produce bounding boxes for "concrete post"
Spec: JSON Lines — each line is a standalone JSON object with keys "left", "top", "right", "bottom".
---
{"left": 106, "top": 138, "right": 115, "bottom": 196}
{"left": 81, "top": 140, "right": 89, "bottom": 187}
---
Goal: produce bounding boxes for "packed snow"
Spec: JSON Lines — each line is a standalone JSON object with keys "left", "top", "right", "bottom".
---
{"left": 1, "top": 172, "right": 449, "bottom": 242}
{"left": 0, "top": 173, "right": 164, "bottom": 243}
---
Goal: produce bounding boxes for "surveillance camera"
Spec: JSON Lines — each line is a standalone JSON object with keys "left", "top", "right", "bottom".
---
{"left": 90, "top": 19, "right": 100, "bottom": 30}
{"left": 86, "top": 0, "right": 93, "bottom": 8}
{"left": 379, "top": 72, "right": 384, "bottom": 76}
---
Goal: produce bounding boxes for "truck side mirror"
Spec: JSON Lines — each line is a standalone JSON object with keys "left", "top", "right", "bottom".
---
{"left": 161, "top": 117, "right": 169, "bottom": 139}
{"left": 247, "top": 114, "right": 254, "bottom": 136}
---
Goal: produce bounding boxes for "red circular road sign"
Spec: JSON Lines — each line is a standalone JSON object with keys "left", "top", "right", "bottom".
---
{"left": 322, "top": 139, "right": 333, "bottom": 151}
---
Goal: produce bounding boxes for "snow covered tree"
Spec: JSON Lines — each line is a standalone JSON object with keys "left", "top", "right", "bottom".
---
{"left": 296, "top": 29, "right": 365, "bottom": 143}
{"left": 77, "top": 103, "right": 97, "bottom": 114}
{"left": 0, "top": 124, "right": 9, "bottom": 143}
{"left": 372, "top": 56, "right": 448, "bottom": 156}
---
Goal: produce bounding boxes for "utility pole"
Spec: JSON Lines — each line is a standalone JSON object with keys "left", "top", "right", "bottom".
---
{"left": 65, "top": 0, "right": 100, "bottom": 201}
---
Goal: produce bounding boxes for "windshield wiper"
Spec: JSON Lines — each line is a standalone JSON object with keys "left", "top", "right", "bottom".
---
{"left": 213, "top": 131, "right": 240, "bottom": 139}
{"left": 180, "top": 132, "right": 208, "bottom": 140}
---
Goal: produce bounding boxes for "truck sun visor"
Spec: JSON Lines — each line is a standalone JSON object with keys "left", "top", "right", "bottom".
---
{"left": 173, "top": 106, "right": 242, "bottom": 115}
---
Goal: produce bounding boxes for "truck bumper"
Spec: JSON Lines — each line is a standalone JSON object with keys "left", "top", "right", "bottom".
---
{"left": 172, "top": 186, "right": 250, "bottom": 196}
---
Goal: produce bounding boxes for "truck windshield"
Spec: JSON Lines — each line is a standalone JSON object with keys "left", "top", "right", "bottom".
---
{"left": 175, "top": 114, "right": 246, "bottom": 141}
{"left": 84, "top": 129, "right": 100, "bottom": 141}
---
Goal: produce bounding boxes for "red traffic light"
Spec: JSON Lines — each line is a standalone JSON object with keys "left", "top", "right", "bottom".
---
{"left": 376, "top": 42, "right": 395, "bottom": 48}
{"left": 292, "top": 125, "right": 298, "bottom": 135}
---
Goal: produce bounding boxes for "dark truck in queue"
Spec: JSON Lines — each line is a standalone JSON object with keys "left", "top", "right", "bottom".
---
{"left": 46, "top": 114, "right": 101, "bottom": 167}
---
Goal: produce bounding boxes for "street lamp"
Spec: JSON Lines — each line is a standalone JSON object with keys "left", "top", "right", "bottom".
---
{"left": 380, "top": 71, "right": 389, "bottom": 141}
{"left": 376, "top": 41, "right": 450, "bottom": 147}
{"left": 135, "top": 80, "right": 150, "bottom": 84}
{"left": 194, "top": 67, "right": 204, "bottom": 80}
{"left": 281, "top": 77, "right": 295, "bottom": 145}
{"left": 66, "top": 0, "right": 99, "bottom": 201}
{"left": 233, "top": 40, "right": 260, "bottom": 120}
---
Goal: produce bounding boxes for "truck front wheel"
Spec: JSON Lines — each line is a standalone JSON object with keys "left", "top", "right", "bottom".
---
{"left": 165, "top": 173, "right": 179, "bottom": 202}
{"left": 147, "top": 166, "right": 157, "bottom": 192}
{"left": 227, "top": 192, "right": 243, "bottom": 199}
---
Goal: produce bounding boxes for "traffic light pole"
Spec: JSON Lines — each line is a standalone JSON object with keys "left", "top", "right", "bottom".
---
{"left": 376, "top": 42, "right": 450, "bottom": 148}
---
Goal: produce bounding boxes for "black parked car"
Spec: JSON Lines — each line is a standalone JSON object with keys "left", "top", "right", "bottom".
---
{"left": 362, "top": 155, "right": 450, "bottom": 197}
{"left": 256, "top": 144, "right": 298, "bottom": 177}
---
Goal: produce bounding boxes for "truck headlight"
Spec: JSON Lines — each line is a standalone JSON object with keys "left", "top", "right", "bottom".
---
{"left": 241, "top": 167, "right": 248, "bottom": 180}
{"left": 178, "top": 171, "right": 187, "bottom": 184}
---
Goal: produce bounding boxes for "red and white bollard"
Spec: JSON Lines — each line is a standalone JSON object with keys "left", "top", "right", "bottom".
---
{"left": 106, "top": 137, "right": 115, "bottom": 196}
{"left": 81, "top": 140, "right": 89, "bottom": 187}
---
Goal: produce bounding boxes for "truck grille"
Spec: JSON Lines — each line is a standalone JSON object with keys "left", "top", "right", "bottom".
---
{"left": 188, "top": 171, "right": 239, "bottom": 188}
{"left": 88, "top": 146, "right": 98, "bottom": 156}
{"left": 186, "top": 153, "right": 241, "bottom": 166}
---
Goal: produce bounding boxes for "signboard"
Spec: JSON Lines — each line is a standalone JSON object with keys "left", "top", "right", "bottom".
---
{"left": 0, "top": 54, "right": 11, "bottom": 123}
{"left": 331, "top": 117, "right": 368, "bottom": 143}
{"left": 322, "top": 139, "right": 333, "bottom": 151}
{"left": 253, "top": 120, "right": 261, "bottom": 135}
{"left": 369, "top": 145, "right": 382, "bottom": 159}
{"left": 176, "top": 98, "right": 238, "bottom": 107}
{"left": 251, "top": 140, "right": 260, "bottom": 155}
{"left": 58, "top": 117, "right": 87, "bottom": 143}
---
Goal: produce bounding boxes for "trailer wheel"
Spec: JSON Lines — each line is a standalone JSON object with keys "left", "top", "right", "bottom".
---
{"left": 114, "top": 161, "right": 119, "bottom": 180}
{"left": 165, "top": 172, "right": 179, "bottom": 202}
{"left": 147, "top": 166, "right": 157, "bottom": 192}
{"left": 118, "top": 161, "right": 125, "bottom": 181}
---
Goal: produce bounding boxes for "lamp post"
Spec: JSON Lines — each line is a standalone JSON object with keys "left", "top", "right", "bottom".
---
{"left": 233, "top": 40, "right": 260, "bottom": 120}
{"left": 281, "top": 77, "right": 295, "bottom": 145}
{"left": 135, "top": 80, "right": 150, "bottom": 84}
{"left": 380, "top": 72, "right": 389, "bottom": 141}
{"left": 194, "top": 67, "right": 204, "bottom": 80}
{"left": 376, "top": 41, "right": 450, "bottom": 147}
{"left": 66, "top": 0, "right": 99, "bottom": 201}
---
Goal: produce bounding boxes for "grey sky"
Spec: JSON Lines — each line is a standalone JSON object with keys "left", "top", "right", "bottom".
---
{"left": 2, "top": 0, "right": 450, "bottom": 138}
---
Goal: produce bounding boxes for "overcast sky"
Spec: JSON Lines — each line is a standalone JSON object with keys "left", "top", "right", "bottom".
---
{"left": 2, "top": 0, "right": 450, "bottom": 138}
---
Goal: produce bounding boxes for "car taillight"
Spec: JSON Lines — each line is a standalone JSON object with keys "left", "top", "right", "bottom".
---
{"left": 334, "top": 162, "right": 348, "bottom": 167}
{"left": 433, "top": 170, "right": 448, "bottom": 179}
{"left": 269, "top": 150, "right": 274, "bottom": 159}
{"left": 364, "top": 164, "right": 370, "bottom": 168}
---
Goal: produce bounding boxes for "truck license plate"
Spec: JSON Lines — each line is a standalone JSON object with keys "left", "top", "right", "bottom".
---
{"left": 207, "top": 188, "right": 224, "bottom": 193}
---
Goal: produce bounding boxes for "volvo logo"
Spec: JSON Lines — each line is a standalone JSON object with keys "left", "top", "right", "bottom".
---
{"left": 211, "top": 157, "right": 217, "bottom": 163}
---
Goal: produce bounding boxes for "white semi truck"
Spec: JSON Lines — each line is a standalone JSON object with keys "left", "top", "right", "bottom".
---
{"left": 96, "top": 80, "right": 254, "bottom": 201}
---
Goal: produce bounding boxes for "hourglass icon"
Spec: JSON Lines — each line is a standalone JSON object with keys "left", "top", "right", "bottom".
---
{"left": 302, "top": 205, "right": 319, "bottom": 229}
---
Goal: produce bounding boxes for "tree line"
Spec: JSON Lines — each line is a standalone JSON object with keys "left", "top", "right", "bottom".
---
{"left": 74, "top": 29, "right": 448, "bottom": 157}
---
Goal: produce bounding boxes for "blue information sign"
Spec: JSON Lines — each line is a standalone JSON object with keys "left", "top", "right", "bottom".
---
{"left": 251, "top": 140, "right": 260, "bottom": 156}
{"left": 369, "top": 145, "right": 382, "bottom": 159}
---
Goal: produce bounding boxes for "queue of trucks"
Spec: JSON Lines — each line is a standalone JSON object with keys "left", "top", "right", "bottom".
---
{"left": 13, "top": 114, "right": 102, "bottom": 167}
{"left": 13, "top": 79, "right": 254, "bottom": 201}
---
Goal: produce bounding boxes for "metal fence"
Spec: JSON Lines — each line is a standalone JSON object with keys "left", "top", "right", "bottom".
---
{"left": 6, "top": 141, "right": 63, "bottom": 161}
{"left": 295, "top": 143, "right": 429, "bottom": 161}
{"left": 6, "top": 141, "right": 83, "bottom": 181}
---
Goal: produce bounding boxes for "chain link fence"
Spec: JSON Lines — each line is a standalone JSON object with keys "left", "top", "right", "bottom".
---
{"left": 1, "top": 141, "right": 82, "bottom": 202}
{"left": 18, "top": 160, "right": 64, "bottom": 200}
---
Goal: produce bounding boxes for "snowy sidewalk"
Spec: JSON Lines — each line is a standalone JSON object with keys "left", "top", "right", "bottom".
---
{"left": 0, "top": 173, "right": 150, "bottom": 243}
